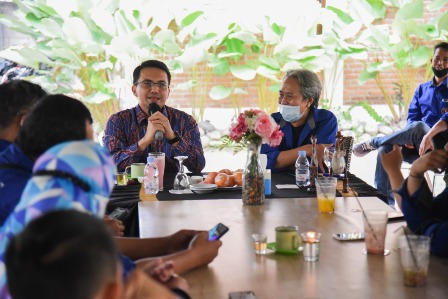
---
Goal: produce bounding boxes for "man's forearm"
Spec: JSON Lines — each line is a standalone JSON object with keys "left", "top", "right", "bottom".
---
{"left": 427, "top": 119, "right": 448, "bottom": 138}
{"left": 116, "top": 237, "right": 170, "bottom": 260}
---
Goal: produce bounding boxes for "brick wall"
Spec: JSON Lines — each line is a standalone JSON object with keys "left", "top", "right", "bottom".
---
{"left": 343, "top": 1, "right": 448, "bottom": 106}
{"left": 1, "top": 1, "right": 446, "bottom": 110}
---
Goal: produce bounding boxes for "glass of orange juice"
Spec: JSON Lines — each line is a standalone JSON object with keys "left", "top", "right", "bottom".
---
{"left": 316, "top": 177, "right": 337, "bottom": 213}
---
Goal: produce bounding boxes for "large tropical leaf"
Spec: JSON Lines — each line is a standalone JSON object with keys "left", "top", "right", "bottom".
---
{"left": 209, "top": 85, "right": 232, "bottom": 100}
{"left": 395, "top": 0, "right": 423, "bottom": 21}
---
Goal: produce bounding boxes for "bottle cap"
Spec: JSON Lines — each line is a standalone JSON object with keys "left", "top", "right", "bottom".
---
{"left": 298, "top": 150, "right": 306, "bottom": 157}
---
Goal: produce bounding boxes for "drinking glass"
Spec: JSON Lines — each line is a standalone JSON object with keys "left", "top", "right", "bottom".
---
{"left": 173, "top": 156, "right": 189, "bottom": 190}
{"left": 324, "top": 146, "right": 335, "bottom": 175}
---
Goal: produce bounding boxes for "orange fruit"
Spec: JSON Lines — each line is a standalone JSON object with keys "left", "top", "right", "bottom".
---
{"left": 203, "top": 172, "right": 218, "bottom": 184}
{"left": 219, "top": 168, "right": 232, "bottom": 175}
{"left": 232, "top": 172, "right": 243, "bottom": 186}
{"left": 215, "top": 173, "right": 234, "bottom": 187}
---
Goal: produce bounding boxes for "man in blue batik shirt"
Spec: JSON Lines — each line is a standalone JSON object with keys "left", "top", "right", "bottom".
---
{"left": 353, "top": 42, "right": 448, "bottom": 206}
{"left": 261, "top": 69, "right": 337, "bottom": 173}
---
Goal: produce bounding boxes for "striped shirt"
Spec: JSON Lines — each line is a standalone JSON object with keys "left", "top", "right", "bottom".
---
{"left": 103, "top": 104, "right": 205, "bottom": 173}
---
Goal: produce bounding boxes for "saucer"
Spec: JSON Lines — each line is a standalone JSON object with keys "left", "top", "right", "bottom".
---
{"left": 267, "top": 242, "right": 300, "bottom": 255}
{"left": 190, "top": 183, "right": 218, "bottom": 194}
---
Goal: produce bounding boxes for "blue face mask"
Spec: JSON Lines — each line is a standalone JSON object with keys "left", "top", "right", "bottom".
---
{"left": 279, "top": 102, "right": 305, "bottom": 123}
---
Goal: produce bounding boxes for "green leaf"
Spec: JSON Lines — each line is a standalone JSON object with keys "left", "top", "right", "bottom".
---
{"left": 438, "top": 12, "right": 448, "bottom": 33}
{"left": 154, "top": 29, "right": 181, "bottom": 54}
{"left": 327, "top": 6, "right": 354, "bottom": 24}
{"left": 209, "top": 85, "right": 232, "bottom": 100}
{"left": 358, "top": 69, "right": 378, "bottom": 85}
{"left": 408, "top": 46, "right": 431, "bottom": 68}
{"left": 228, "top": 31, "right": 258, "bottom": 45}
{"left": 428, "top": 0, "right": 448, "bottom": 11}
{"left": 51, "top": 48, "right": 84, "bottom": 67}
{"left": 114, "top": 10, "right": 136, "bottom": 36}
{"left": 84, "top": 92, "right": 114, "bottom": 104}
{"left": 62, "top": 17, "right": 93, "bottom": 43}
{"left": 230, "top": 65, "right": 256, "bottom": 81}
{"left": 211, "top": 59, "right": 230, "bottom": 75}
{"left": 0, "top": 48, "right": 40, "bottom": 69}
{"left": 259, "top": 55, "right": 280, "bottom": 70}
{"left": 368, "top": 25, "right": 390, "bottom": 50}
{"left": 395, "top": 0, "right": 423, "bottom": 21}
{"left": 181, "top": 11, "right": 204, "bottom": 27}
{"left": 131, "top": 30, "right": 153, "bottom": 48}
{"left": 365, "top": 0, "right": 387, "bottom": 19}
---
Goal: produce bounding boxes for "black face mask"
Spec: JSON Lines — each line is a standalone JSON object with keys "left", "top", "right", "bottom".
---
{"left": 432, "top": 66, "right": 448, "bottom": 78}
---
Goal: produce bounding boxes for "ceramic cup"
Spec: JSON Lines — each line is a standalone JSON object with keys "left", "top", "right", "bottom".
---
{"left": 125, "top": 163, "right": 145, "bottom": 179}
{"left": 275, "top": 226, "right": 300, "bottom": 251}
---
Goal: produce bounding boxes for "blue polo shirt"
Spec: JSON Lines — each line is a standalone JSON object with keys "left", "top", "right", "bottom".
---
{"left": 0, "top": 144, "right": 34, "bottom": 226}
{"left": 0, "top": 139, "right": 11, "bottom": 153}
{"left": 407, "top": 77, "right": 448, "bottom": 127}
{"left": 397, "top": 179, "right": 448, "bottom": 257}
{"left": 261, "top": 108, "right": 338, "bottom": 171}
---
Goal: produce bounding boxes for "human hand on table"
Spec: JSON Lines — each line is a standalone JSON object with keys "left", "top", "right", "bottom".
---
{"left": 123, "top": 268, "right": 180, "bottom": 299}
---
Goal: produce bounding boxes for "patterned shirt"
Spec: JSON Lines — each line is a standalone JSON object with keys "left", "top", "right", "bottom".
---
{"left": 103, "top": 104, "right": 205, "bottom": 173}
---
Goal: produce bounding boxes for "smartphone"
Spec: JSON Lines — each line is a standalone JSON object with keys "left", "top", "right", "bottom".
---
{"left": 208, "top": 223, "right": 229, "bottom": 241}
{"left": 108, "top": 207, "right": 130, "bottom": 221}
{"left": 333, "top": 232, "right": 365, "bottom": 241}
{"left": 229, "top": 291, "right": 257, "bottom": 299}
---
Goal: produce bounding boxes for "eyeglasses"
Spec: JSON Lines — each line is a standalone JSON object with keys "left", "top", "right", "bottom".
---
{"left": 135, "top": 80, "right": 169, "bottom": 89}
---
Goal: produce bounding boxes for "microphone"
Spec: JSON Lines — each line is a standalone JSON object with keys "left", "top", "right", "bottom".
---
{"left": 149, "top": 103, "right": 164, "bottom": 141}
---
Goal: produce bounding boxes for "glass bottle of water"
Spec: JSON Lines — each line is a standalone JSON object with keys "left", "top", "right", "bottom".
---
{"left": 295, "top": 150, "right": 309, "bottom": 187}
{"left": 144, "top": 156, "right": 159, "bottom": 194}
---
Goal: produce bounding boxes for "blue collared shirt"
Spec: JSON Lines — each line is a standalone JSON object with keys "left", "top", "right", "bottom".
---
{"left": 0, "top": 139, "right": 11, "bottom": 153}
{"left": 261, "top": 108, "right": 338, "bottom": 171}
{"left": 397, "top": 179, "right": 448, "bottom": 257}
{"left": 407, "top": 77, "right": 448, "bottom": 127}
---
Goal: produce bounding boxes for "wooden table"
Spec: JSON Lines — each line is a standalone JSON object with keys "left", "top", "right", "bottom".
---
{"left": 138, "top": 196, "right": 448, "bottom": 299}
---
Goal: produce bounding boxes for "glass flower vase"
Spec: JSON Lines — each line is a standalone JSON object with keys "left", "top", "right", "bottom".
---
{"left": 242, "top": 141, "right": 265, "bottom": 205}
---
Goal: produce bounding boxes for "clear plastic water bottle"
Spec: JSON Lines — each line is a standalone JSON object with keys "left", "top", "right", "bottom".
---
{"left": 295, "top": 150, "right": 309, "bottom": 187}
{"left": 144, "top": 156, "right": 159, "bottom": 194}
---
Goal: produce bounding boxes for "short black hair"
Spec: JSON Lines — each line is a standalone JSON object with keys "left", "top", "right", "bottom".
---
{"left": 16, "top": 94, "right": 93, "bottom": 159}
{"left": 132, "top": 60, "right": 171, "bottom": 85}
{"left": 434, "top": 42, "right": 448, "bottom": 53}
{"left": 0, "top": 80, "right": 47, "bottom": 128}
{"left": 5, "top": 210, "right": 118, "bottom": 299}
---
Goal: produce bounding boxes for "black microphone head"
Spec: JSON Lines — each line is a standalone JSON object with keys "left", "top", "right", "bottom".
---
{"left": 149, "top": 103, "right": 161, "bottom": 115}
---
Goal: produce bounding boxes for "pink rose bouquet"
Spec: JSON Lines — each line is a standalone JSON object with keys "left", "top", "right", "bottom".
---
{"left": 229, "top": 109, "right": 283, "bottom": 147}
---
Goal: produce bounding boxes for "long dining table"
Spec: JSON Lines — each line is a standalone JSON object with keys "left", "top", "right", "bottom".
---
{"left": 138, "top": 196, "right": 448, "bottom": 299}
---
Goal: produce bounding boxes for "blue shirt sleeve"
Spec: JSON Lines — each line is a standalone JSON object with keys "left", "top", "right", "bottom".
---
{"left": 397, "top": 179, "right": 448, "bottom": 257}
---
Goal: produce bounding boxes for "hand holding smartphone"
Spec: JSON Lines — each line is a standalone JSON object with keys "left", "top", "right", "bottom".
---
{"left": 208, "top": 223, "right": 229, "bottom": 241}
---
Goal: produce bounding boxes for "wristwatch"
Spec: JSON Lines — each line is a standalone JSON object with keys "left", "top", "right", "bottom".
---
{"left": 167, "top": 131, "right": 181, "bottom": 144}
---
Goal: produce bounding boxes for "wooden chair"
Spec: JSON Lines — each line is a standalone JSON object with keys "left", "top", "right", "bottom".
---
{"left": 335, "top": 131, "right": 354, "bottom": 192}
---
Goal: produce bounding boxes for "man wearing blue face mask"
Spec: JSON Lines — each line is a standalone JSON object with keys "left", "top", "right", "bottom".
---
{"left": 261, "top": 69, "right": 338, "bottom": 173}
{"left": 353, "top": 42, "right": 448, "bottom": 206}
